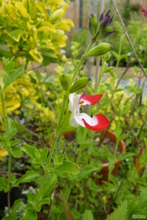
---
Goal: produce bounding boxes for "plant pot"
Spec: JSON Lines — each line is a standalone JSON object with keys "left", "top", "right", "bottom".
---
{"left": 94, "top": 130, "right": 126, "bottom": 185}
{"left": 135, "top": 146, "right": 145, "bottom": 176}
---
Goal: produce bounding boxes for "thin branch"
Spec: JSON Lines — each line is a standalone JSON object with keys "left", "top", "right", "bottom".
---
{"left": 125, "top": 116, "right": 140, "bottom": 146}
{"left": 41, "top": 90, "right": 57, "bottom": 117}
{"left": 111, "top": 0, "right": 147, "bottom": 78}
{"left": 97, "top": 193, "right": 107, "bottom": 218}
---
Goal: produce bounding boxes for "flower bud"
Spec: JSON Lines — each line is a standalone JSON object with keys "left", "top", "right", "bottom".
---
{"left": 69, "top": 77, "right": 90, "bottom": 93}
{"left": 59, "top": 74, "right": 70, "bottom": 91}
{"left": 88, "top": 14, "right": 98, "bottom": 37}
{"left": 99, "top": 10, "right": 113, "bottom": 31}
{"left": 103, "top": 66, "right": 114, "bottom": 73}
{"left": 87, "top": 43, "right": 113, "bottom": 57}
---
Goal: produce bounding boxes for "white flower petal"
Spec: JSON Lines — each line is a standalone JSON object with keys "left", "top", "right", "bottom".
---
{"left": 70, "top": 113, "right": 79, "bottom": 127}
{"left": 69, "top": 93, "right": 81, "bottom": 115}
{"left": 69, "top": 93, "right": 75, "bottom": 111}
{"left": 75, "top": 113, "right": 98, "bottom": 127}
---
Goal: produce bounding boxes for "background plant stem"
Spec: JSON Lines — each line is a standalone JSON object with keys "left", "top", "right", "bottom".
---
{"left": 111, "top": 0, "right": 147, "bottom": 78}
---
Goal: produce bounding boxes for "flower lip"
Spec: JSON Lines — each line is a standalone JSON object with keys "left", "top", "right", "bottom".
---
{"left": 82, "top": 114, "right": 109, "bottom": 131}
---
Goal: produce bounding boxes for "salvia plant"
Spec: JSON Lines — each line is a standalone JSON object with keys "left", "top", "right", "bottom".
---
{"left": 0, "top": 1, "right": 147, "bottom": 220}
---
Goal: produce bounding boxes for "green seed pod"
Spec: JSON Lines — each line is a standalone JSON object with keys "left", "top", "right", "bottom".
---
{"left": 87, "top": 43, "right": 113, "bottom": 57}
{"left": 89, "top": 14, "right": 98, "bottom": 37}
{"left": 69, "top": 77, "right": 90, "bottom": 93}
{"left": 103, "top": 66, "right": 114, "bottom": 73}
{"left": 59, "top": 74, "right": 70, "bottom": 91}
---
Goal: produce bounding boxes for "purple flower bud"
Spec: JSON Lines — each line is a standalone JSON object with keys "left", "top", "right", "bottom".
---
{"left": 99, "top": 12, "right": 104, "bottom": 21}
{"left": 99, "top": 10, "right": 113, "bottom": 31}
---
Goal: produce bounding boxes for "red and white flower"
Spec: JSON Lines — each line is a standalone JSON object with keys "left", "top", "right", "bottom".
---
{"left": 69, "top": 93, "right": 109, "bottom": 131}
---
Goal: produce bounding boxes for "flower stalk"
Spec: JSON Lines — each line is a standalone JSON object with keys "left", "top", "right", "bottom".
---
{"left": 48, "top": 40, "right": 95, "bottom": 164}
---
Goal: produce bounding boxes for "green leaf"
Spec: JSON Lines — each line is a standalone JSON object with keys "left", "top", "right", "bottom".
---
{"left": 5, "top": 29, "right": 22, "bottom": 42}
{"left": 108, "top": 157, "right": 115, "bottom": 174}
{"left": 40, "top": 198, "right": 50, "bottom": 205}
{"left": 0, "top": 177, "right": 8, "bottom": 191}
{"left": 7, "top": 117, "right": 17, "bottom": 140}
{"left": 10, "top": 139, "right": 20, "bottom": 147}
{"left": 76, "top": 127, "right": 85, "bottom": 144}
{"left": 106, "top": 200, "right": 127, "bottom": 220}
{"left": 60, "top": 125, "right": 76, "bottom": 134}
{"left": 29, "top": 49, "right": 43, "bottom": 63}
{"left": 10, "top": 173, "right": 16, "bottom": 185}
{"left": 20, "top": 208, "right": 37, "bottom": 220}
{"left": 3, "top": 66, "right": 24, "bottom": 91}
{"left": 42, "top": 174, "right": 57, "bottom": 197}
{"left": 134, "top": 178, "right": 147, "bottom": 186}
{"left": 77, "top": 165, "right": 102, "bottom": 180}
{"left": 53, "top": 154, "right": 64, "bottom": 166}
{"left": 11, "top": 146, "right": 22, "bottom": 158}
{"left": 40, "top": 49, "right": 57, "bottom": 58}
{"left": 35, "top": 70, "right": 41, "bottom": 83}
{"left": 54, "top": 161, "right": 80, "bottom": 175}
{"left": 11, "top": 199, "right": 22, "bottom": 213}
{"left": 139, "top": 149, "right": 147, "bottom": 167}
{"left": 21, "top": 144, "right": 39, "bottom": 159}
{"left": 83, "top": 210, "right": 94, "bottom": 220}
{"left": 3, "top": 214, "right": 16, "bottom": 220}
{"left": 15, "top": 171, "right": 39, "bottom": 186}
{"left": 2, "top": 57, "right": 15, "bottom": 73}
{"left": 114, "top": 121, "right": 122, "bottom": 140}
{"left": 39, "top": 148, "right": 48, "bottom": 164}
{"left": 118, "top": 152, "right": 135, "bottom": 160}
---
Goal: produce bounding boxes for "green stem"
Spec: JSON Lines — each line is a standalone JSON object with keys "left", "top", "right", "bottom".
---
{"left": 47, "top": 41, "right": 95, "bottom": 164}
{"left": 69, "top": 41, "right": 94, "bottom": 88}
{"left": 114, "top": 139, "right": 119, "bottom": 159}
{"left": 1, "top": 92, "right": 9, "bottom": 140}
{"left": 116, "top": 36, "right": 123, "bottom": 73}
{"left": 76, "top": 129, "right": 87, "bottom": 164}
{"left": 95, "top": 60, "right": 106, "bottom": 94}
{"left": 47, "top": 97, "right": 67, "bottom": 164}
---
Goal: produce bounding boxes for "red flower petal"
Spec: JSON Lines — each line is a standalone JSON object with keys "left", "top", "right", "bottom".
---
{"left": 80, "top": 94, "right": 103, "bottom": 105}
{"left": 82, "top": 114, "right": 109, "bottom": 131}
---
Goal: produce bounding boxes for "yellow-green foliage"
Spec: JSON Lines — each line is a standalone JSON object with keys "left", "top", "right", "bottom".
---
{"left": 0, "top": 0, "right": 74, "bottom": 63}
